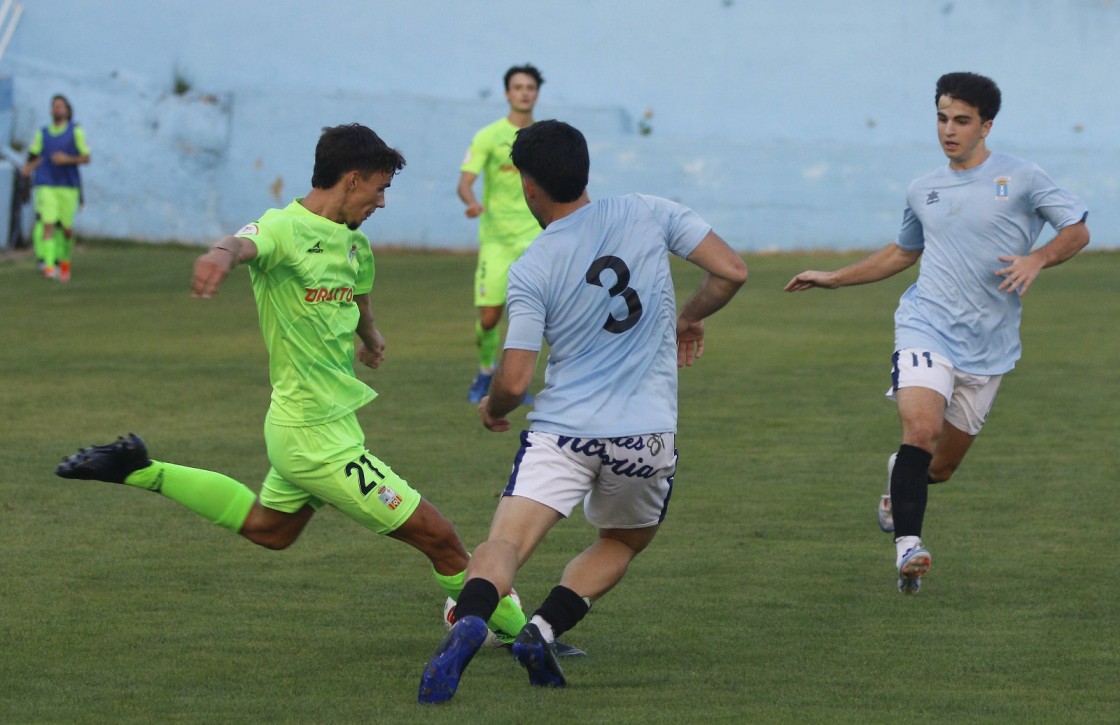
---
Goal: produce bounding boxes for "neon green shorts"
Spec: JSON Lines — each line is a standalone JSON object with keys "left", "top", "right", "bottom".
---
{"left": 474, "top": 238, "right": 532, "bottom": 307}
{"left": 259, "top": 412, "right": 421, "bottom": 535}
{"left": 34, "top": 186, "right": 80, "bottom": 228}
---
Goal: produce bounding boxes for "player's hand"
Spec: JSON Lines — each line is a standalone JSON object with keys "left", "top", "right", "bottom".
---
{"left": 676, "top": 318, "right": 705, "bottom": 368}
{"left": 49, "top": 150, "right": 71, "bottom": 165}
{"left": 995, "top": 254, "right": 1045, "bottom": 296}
{"left": 478, "top": 396, "right": 511, "bottom": 432}
{"left": 191, "top": 250, "right": 234, "bottom": 299}
{"left": 784, "top": 270, "right": 836, "bottom": 292}
{"left": 356, "top": 332, "right": 386, "bottom": 369}
{"left": 464, "top": 203, "right": 484, "bottom": 219}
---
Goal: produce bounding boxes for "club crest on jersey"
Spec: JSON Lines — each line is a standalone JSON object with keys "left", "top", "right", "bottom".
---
{"left": 995, "top": 176, "right": 1010, "bottom": 201}
{"left": 349, "top": 244, "right": 357, "bottom": 263}
{"left": 236, "top": 223, "right": 259, "bottom": 236}
{"left": 307, "top": 241, "right": 324, "bottom": 254}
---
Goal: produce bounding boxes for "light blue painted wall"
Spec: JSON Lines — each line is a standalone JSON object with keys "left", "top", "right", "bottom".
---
{"left": 3, "top": 0, "right": 1117, "bottom": 250}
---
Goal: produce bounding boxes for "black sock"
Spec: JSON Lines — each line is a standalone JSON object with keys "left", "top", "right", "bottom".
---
{"left": 454, "top": 578, "right": 500, "bottom": 623}
{"left": 890, "top": 444, "right": 932, "bottom": 538}
{"left": 533, "top": 585, "right": 590, "bottom": 639}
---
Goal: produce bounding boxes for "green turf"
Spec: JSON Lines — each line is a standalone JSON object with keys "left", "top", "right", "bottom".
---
{"left": 1, "top": 242, "right": 1116, "bottom": 724}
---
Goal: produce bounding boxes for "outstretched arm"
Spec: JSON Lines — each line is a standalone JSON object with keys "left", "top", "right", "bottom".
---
{"left": 995, "top": 220, "right": 1090, "bottom": 296}
{"left": 354, "top": 293, "right": 386, "bottom": 369}
{"left": 191, "top": 235, "right": 259, "bottom": 299}
{"left": 676, "top": 231, "right": 749, "bottom": 367}
{"left": 784, "top": 242, "right": 921, "bottom": 292}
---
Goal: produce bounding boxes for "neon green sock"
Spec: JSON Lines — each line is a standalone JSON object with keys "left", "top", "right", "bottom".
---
{"left": 124, "top": 460, "right": 256, "bottom": 533}
{"left": 475, "top": 320, "right": 500, "bottom": 371}
{"left": 41, "top": 227, "right": 57, "bottom": 269}
{"left": 55, "top": 231, "right": 73, "bottom": 263}
{"left": 432, "top": 567, "right": 527, "bottom": 637}
{"left": 33, "top": 221, "right": 45, "bottom": 261}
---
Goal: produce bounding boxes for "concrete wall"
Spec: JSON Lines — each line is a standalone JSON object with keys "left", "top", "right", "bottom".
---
{"left": 3, "top": 0, "right": 1117, "bottom": 251}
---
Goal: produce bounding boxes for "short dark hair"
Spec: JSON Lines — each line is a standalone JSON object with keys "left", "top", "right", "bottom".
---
{"left": 511, "top": 120, "right": 588, "bottom": 203}
{"left": 935, "top": 72, "right": 1001, "bottom": 122}
{"left": 51, "top": 94, "right": 73, "bottom": 121}
{"left": 310, "top": 123, "right": 406, "bottom": 189}
{"left": 504, "top": 64, "right": 544, "bottom": 91}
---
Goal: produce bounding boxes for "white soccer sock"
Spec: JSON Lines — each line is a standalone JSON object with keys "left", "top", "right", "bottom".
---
{"left": 530, "top": 615, "right": 555, "bottom": 643}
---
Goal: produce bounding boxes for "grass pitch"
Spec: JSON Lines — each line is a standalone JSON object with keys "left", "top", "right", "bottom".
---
{"left": 1, "top": 242, "right": 1117, "bottom": 724}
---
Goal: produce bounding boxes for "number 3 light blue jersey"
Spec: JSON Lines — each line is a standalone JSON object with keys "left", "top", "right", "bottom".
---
{"left": 894, "top": 152, "right": 1088, "bottom": 375}
{"left": 504, "top": 194, "right": 711, "bottom": 437}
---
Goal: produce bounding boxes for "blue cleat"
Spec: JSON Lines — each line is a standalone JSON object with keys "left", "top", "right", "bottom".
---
{"left": 467, "top": 372, "right": 493, "bottom": 404}
{"left": 897, "top": 546, "right": 931, "bottom": 595}
{"left": 418, "top": 615, "right": 489, "bottom": 704}
{"left": 511, "top": 624, "right": 566, "bottom": 688}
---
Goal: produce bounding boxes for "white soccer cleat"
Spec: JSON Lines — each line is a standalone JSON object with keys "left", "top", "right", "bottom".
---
{"left": 896, "top": 546, "right": 931, "bottom": 595}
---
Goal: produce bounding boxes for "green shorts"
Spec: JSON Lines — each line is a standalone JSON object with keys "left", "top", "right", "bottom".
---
{"left": 259, "top": 412, "right": 421, "bottom": 535}
{"left": 474, "top": 238, "right": 532, "bottom": 307}
{"left": 34, "top": 186, "right": 80, "bottom": 228}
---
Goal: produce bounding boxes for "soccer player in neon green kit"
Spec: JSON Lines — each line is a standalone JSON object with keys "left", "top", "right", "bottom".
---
{"left": 459, "top": 64, "right": 544, "bottom": 403}
{"left": 55, "top": 124, "right": 526, "bottom": 642}
{"left": 22, "top": 94, "right": 90, "bottom": 282}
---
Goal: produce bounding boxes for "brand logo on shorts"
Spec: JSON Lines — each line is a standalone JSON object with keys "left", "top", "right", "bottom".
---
{"left": 377, "top": 485, "right": 402, "bottom": 510}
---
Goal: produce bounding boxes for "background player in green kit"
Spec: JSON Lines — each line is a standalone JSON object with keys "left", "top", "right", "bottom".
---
{"left": 55, "top": 123, "right": 526, "bottom": 643}
{"left": 458, "top": 64, "right": 544, "bottom": 404}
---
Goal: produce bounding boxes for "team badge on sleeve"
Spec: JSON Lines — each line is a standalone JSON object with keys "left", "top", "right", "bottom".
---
{"left": 377, "top": 485, "right": 403, "bottom": 510}
{"left": 995, "top": 177, "right": 1010, "bottom": 201}
{"left": 236, "top": 223, "right": 260, "bottom": 236}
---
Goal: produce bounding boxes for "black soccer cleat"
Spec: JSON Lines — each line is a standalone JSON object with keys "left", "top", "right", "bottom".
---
{"left": 55, "top": 433, "right": 152, "bottom": 484}
{"left": 511, "top": 623, "right": 567, "bottom": 688}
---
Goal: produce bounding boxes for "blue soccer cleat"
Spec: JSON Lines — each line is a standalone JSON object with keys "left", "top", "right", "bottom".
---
{"left": 418, "top": 615, "right": 489, "bottom": 704}
{"left": 511, "top": 623, "right": 567, "bottom": 688}
{"left": 467, "top": 372, "right": 493, "bottom": 404}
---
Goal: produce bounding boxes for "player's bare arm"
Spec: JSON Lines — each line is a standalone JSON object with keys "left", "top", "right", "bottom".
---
{"left": 457, "top": 171, "right": 483, "bottom": 218}
{"left": 676, "top": 231, "right": 748, "bottom": 367}
{"left": 191, "top": 235, "right": 258, "bottom": 299}
{"left": 480, "top": 348, "right": 538, "bottom": 431}
{"left": 354, "top": 293, "right": 386, "bottom": 369}
{"left": 784, "top": 242, "right": 921, "bottom": 292}
{"left": 995, "top": 220, "right": 1090, "bottom": 296}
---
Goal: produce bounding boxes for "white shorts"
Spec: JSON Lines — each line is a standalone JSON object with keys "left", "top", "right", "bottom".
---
{"left": 886, "top": 348, "right": 1002, "bottom": 436}
{"left": 504, "top": 431, "right": 677, "bottom": 529}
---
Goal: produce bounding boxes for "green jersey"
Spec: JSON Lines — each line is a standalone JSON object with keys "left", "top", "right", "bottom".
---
{"left": 460, "top": 117, "right": 539, "bottom": 246}
{"left": 237, "top": 199, "right": 377, "bottom": 426}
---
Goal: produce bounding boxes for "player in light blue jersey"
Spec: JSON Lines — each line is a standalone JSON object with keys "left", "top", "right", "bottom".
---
{"left": 785, "top": 73, "right": 1090, "bottom": 594}
{"left": 419, "top": 120, "right": 747, "bottom": 703}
